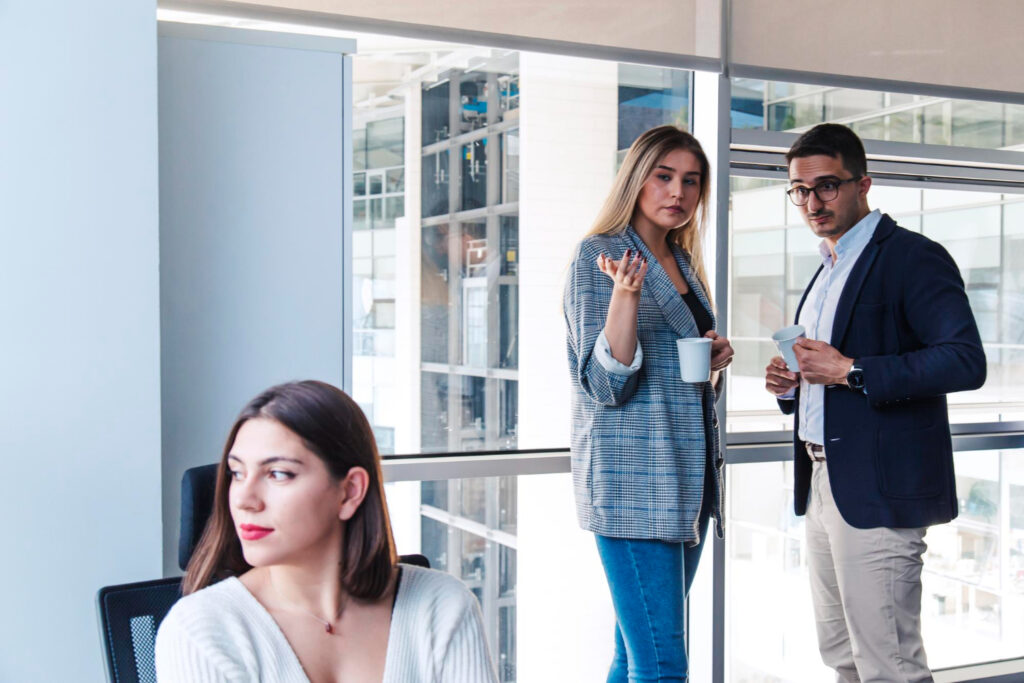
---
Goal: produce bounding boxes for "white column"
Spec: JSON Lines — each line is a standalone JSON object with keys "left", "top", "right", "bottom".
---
{"left": 516, "top": 51, "right": 619, "bottom": 682}
{"left": 395, "top": 84, "right": 423, "bottom": 455}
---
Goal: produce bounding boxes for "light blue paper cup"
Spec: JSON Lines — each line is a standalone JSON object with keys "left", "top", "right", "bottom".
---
{"left": 772, "top": 324, "right": 806, "bottom": 371}
{"left": 676, "top": 337, "right": 712, "bottom": 383}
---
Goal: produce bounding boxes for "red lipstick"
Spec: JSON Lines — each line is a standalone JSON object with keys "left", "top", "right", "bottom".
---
{"left": 239, "top": 524, "right": 274, "bottom": 541}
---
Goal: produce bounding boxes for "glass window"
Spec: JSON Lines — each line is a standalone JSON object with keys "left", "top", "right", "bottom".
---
{"left": 353, "top": 198, "right": 368, "bottom": 231}
{"left": 351, "top": 34, "right": 702, "bottom": 682}
{"left": 421, "top": 224, "right": 450, "bottom": 364}
{"left": 502, "top": 130, "right": 519, "bottom": 204}
{"left": 726, "top": 451, "right": 1024, "bottom": 679}
{"left": 618, "top": 63, "right": 690, "bottom": 152}
{"left": 461, "top": 138, "right": 489, "bottom": 211}
{"left": 367, "top": 117, "right": 404, "bottom": 168}
{"left": 386, "top": 168, "right": 405, "bottom": 193}
{"left": 730, "top": 179, "right": 1024, "bottom": 430}
{"left": 733, "top": 79, "right": 1024, "bottom": 151}
{"left": 353, "top": 127, "right": 367, "bottom": 171}
{"left": 422, "top": 80, "right": 451, "bottom": 145}
{"left": 386, "top": 472, "right": 616, "bottom": 683}
{"left": 422, "top": 151, "right": 450, "bottom": 217}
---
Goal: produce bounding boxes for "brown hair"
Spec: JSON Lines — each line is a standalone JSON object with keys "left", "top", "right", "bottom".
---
{"left": 587, "top": 125, "right": 714, "bottom": 307}
{"left": 182, "top": 380, "right": 397, "bottom": 598}
{"left": 785, "top": 123, "right": 867, "bottom": 179}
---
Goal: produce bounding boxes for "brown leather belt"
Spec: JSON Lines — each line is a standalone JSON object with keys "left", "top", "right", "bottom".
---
{"left": 805, "top": 441, "right": 826, "bottom": 462}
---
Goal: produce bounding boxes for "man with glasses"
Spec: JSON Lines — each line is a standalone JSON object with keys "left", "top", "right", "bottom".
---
{"left": 764, "top": 123, "right": 986, "bottom": 682}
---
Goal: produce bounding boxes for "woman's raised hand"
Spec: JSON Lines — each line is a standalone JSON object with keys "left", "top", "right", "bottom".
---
{"left": 597, "top": 249, "right": 648, "bottom": 295}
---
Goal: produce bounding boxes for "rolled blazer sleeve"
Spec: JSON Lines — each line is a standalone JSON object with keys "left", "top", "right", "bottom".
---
{"left": 860, "top": 238, "right": 986, "bottom": 405}
{"left": 565, "top": 243, "right": 642, "bottom": 407}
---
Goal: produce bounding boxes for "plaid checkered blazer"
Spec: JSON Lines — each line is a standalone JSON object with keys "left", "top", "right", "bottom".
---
{"left": 565, "top": 226, "right": 724, "bottom": 544}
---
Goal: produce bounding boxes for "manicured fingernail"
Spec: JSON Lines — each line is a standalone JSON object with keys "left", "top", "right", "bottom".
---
{"left": 625, "top": 249, "right": 631, "bottom": 258}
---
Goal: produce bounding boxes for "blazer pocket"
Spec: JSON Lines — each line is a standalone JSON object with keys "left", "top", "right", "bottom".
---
{"left": 875, "top": 424, "right": 944, "bottom": 499}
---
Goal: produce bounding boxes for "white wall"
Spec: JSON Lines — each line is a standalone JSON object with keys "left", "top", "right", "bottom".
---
{"left": 516, "top": 52, "right": 619, "bottom": 682}
{"left": 0, "top": 1, "right": 163, "bottom": 680}
{"left": 158, "top": 27, "right": 351, "bottom": 574}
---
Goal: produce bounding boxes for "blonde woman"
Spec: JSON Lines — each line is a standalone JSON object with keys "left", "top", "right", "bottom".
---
{"left": 155, "top": 381, "right": 497, "bottom": 683}
{"left": 564, "top": 125, "right": 733, "bottom": 681}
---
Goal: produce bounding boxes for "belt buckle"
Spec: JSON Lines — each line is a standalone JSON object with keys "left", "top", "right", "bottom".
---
{"left": 805, "top": 441, "right": 826, "bottom": 462}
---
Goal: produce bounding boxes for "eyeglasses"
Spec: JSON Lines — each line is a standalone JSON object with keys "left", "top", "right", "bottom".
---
{"left": 786, "top": 176, "right": 862, "bottom": 206}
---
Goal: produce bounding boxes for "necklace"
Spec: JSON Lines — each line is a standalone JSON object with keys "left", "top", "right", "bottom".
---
{"left": 267, "top": 575, "right": 346, "bottom": 634}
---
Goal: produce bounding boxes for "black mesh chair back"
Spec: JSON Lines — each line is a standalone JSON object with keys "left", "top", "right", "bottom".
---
{"left": 96, "top": 577, "right": 182, "bottom": 683}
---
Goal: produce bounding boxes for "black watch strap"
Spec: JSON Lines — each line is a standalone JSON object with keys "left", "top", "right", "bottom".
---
{"left": 846, "top": 363, "right": 866, "bottom": 392}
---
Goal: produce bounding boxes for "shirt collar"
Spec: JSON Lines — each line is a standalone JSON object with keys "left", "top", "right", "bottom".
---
{"left": 818, "top": 209, "right": 881, "bottom": 265}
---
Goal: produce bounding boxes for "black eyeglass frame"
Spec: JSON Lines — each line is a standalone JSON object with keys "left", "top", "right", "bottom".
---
{"left": 786, "top": 176, "right": 863, "bottom": 206}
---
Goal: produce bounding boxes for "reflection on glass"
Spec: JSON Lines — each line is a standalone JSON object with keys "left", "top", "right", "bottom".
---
{"left": 386, "top": 168, "right": 405, "bottom": 193}
{"left": 422, "top": 80, "right": 451, "bottom": 144}
{"left": 422, "top": 151, "right": 449, "bottom": 217}
{"left": 503, "top": 130, "right": 519, "bottom": 204}
{"left": 618, "top": 63, "right": 690, "bottom": 151}
{"left": 500, "top": 216, "right": 518, "bottom": 276}
{"left": 420, "top": 371, "right": 449, "bottom": 450}
{"left": 353, "top": 127, "right": 367, "bottom": 171}
{"left": 367, "top": 117, "right": 403, "bottom": 168}
{"left": 499, "top": 285, "right": 518, "bottom": 370}
{"left": 369, "top": 174, "right": 383, "bottom": 195}
{"left": 462, "top": 138, "right": 489, "bottom": 211}
{"left": 421, "top": 225, "right": 450, "bottom": 364}
{"left": 393, "top": 476, "right": 520, "bottom": 682}
{"left": 353, "top": 199, "right": 368, "bottom": 231}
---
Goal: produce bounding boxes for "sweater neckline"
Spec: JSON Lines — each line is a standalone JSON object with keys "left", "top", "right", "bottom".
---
{"left": 222, "top": 565, "right": 415, "bottom": 681}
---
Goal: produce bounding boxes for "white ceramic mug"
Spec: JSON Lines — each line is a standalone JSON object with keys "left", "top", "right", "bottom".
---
{"left": 771, "top": 324, "right": 806, "bottom": 371}
{"left": 676, "top": 337, "right": 712, "bottom": 383}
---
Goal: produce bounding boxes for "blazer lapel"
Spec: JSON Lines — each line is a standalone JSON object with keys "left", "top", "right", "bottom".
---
{"left": 829, "top": 214, "right": 895, "bottom": 347}
{"left": 622, "top": 227, "right": 702, "bottom": 338}
{"left": 795, "top": 265, "right": 824, "bottom": 324}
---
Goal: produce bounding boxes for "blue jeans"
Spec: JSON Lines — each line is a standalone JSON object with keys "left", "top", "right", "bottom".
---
{"left": 595, "top": 503, "right": 711, "bottom": 682}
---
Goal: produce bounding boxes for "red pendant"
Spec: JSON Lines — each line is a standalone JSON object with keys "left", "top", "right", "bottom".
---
{"left": 324, "top": 622, "right": 333, "bottom": 634}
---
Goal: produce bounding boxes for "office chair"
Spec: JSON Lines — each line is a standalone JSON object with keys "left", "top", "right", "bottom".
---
{"left": 96, "top": 576, "right": 182, "bottom": 683}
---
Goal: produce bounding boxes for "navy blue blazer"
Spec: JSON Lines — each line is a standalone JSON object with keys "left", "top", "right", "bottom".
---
{"left": 781, "top": 214, "right": 986, "bottom": 529}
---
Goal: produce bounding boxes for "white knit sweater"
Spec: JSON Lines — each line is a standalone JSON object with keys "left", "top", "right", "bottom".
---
{"left": 155, "top": 565, "right": 498, "bottom": 682}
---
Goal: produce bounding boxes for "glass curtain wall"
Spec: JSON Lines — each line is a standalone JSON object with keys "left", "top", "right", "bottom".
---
{"left": 725, "top": 79, "right": 1024, "bottom": 681}
{"left": 353, "top": 115, "right": 405, "bottom": 453}
{"left": 355, "top": 37, "right": 693, "bottom": 681}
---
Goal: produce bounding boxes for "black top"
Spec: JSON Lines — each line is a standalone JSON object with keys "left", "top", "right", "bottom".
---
{"left": 681, "top": 289, "right": 713, "bottom": 337}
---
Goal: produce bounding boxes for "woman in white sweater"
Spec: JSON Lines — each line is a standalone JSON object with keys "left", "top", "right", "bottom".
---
{"left": 155, "top": 380, "right": 497, "bottom": 683}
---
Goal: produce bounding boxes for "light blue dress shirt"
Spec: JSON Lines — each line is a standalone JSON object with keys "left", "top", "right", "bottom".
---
{"left": 790, "top": 209, "right": 881, "bottom": 445}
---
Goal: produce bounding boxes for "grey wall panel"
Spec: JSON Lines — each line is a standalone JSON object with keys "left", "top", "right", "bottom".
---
{"left": 158, "top": 28, "right": 347, "bottom": 574}
{"left": 0, "top": 2, "right": 162, "bottom": 681}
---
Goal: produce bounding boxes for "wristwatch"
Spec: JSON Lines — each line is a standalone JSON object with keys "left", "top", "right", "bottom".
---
{"left": 846, "top": 362, "right": 866, "bottom": 392}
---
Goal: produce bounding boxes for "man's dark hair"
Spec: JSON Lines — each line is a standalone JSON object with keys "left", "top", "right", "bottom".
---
{"left": 786, "top": 123, "right": 867, "bottom": 179}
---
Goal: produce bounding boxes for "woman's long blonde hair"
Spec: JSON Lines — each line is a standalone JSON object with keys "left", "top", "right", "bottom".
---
{"left": 588, "top": 125, "right": 713, "bottom": 307}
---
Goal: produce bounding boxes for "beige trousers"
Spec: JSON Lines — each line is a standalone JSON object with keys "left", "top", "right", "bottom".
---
{"left": 806, "top": 460, "right": 934, "bottom": 683}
